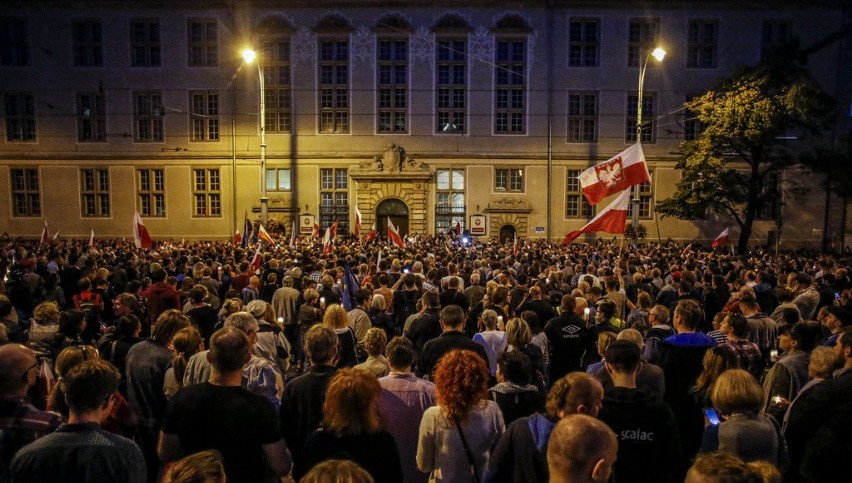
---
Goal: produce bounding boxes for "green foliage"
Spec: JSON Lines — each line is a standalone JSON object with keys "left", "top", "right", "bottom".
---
{"left": 657, "top": 63, "right": 833, "bottom": 251}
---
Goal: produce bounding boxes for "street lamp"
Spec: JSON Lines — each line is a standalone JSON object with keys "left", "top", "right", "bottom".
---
{"left": 242, "top": 48, "right": 268, "bottom": 224}
{"left": 632, "top": 46, "right": 666, "bottom": 247}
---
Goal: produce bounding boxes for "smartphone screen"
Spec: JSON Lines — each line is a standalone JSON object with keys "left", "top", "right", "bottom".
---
{"left": 703, "top": 408, "right": 721, "bottom": 425}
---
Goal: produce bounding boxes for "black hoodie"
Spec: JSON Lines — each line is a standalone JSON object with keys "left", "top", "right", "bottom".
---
{"left": 598, "top": 386, "right": 680, "bottom": 483}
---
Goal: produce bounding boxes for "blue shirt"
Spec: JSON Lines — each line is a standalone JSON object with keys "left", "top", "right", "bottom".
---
{"left": 665, "top": 332, "right": 715, "bottom": 347}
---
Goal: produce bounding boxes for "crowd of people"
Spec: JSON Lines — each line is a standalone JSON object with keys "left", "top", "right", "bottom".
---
{"left": 1, "top": 232, "right": 851, "bottom": 483}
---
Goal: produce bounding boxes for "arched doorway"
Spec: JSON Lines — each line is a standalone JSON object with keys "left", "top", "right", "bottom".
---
{"left": 499, "top": 224, "right": 516, "bottom": 244}
{"left": 376, "top": 198, "right": 409, "bottom": 236}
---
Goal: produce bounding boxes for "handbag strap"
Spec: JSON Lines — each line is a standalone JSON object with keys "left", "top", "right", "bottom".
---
{"left": 453, "top": 415, "right": 481, "bottom": 483}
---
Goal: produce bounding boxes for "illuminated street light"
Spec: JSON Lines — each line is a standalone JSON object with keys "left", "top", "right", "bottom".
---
{"left": 242, "top": 48, "right": 268, "bottom": 224}
{"left": 632, "top": 46, "right": 666, "bottom": 247}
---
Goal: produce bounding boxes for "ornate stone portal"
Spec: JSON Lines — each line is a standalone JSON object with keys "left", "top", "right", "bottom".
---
{"left": 351, "top": 144, "right": 433, "bottom": 235}
{"left": 484, "top": 198, "right": 533, "bottom": 238}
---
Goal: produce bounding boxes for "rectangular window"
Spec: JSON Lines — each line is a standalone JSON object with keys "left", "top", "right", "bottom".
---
{"left": 134, "top": 91, "right": 164, "bottom": 142}
{"left": 138, "top": 168, "right": 165, "bottom": 217}
{"left": 628, "top": 176, "right": 654, "bottom": 220}
{"left": 81, "top": 168, "right": 110, "bottom": 217}
{"left": 566, "top": 170, "right": 595, "bottom": 218}
{"left": 10, "top": 168, "right": 40, "bottom": 216}
{"left": 187, "top": 19, "right": 217, "bottom": 67}
{"left": 626, "top": 93, "right": 655, "bottom": 143}
{"left": 683, "top": 95, "right": 705, "bottom": 141}
{"left": 495, "top": 40, "right": 526, "bottom": 134}
{"left": 436, "top": 39, "right": 467, "bottom": 134}
{"left": 0, "top": 18, "right": 29, "bottom": 66}
{"left": 687, "top": 20, "right": 718, "bottom": 68}
{"left": 436, "top": 169, "right": 465, "bottom": 233}
{"left": 192, "top": 168, "right": 221, "bottom": 217}
{"left": 265, "top": 168, "right": 291, "bottom": 191}
{"left": 318, "top": 40, "right": 349, "bottom": 133}
{"left": 319, "top": 168, "right": 349, "bottom": 233}
{"left": 77, "top": 93, "right": 106, "bottom": 142}
{"left": 377, "top": 38, "right": 408, "bottom": 133}
{"left": 628, "top": 19, "right": 660, "bottom": 68}
{"left": 130, "top": 19, "right": 160, "bottom": 67}
{"left": 72, "top": 20, "right": 102, "bottom": 67}
{"left": 495, "top": 168, "right": 524, "bottom": 192}
{"left": 568, "top": 19, "right": 599, "bottom": 67}
{"left": 4, "top": 93, "right": 36, "bottom": 141}
{"left": 757, "top": 173, "right": 780, "bottom": 220}
{"left": 262, "top": 37, "right": 291, "bottom": 133}
{"left": 761, "top": 20, "right": 792, "bottom": 61}
{"left": 567, "top": 92, "right": 598, "bottom": 142}
{"left": 190, "top": 91, "right": 219, "bottom": 141}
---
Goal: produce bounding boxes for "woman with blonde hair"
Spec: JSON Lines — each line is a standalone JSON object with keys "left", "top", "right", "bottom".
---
{"left": 700, "top": 369, "right": 788, "bottom": 468}
{"left": 164, "top": 326, "right": 204, "bottom": 398}
{"left": 418, "top": 349, "right": 505, "bottom": 482}
{"left": 323, "top": 304, "right": 359, "bottom": 368}
{"left": 506, "top": 317, "right": 546, "bottom": 391}
{"left": 301, "top": 459, "right": 376, "bottom": 483}
{"left": 162, "top": 449, "right": 226, "bottom": 483}
{"left": 298, "top": 368, "right": 403, "bottom": 482}
{"left": 354, "top": 328, "right": 389, "bottom": 377}
{"left": 28, "top": 301, "right": 61, "bottom": 351}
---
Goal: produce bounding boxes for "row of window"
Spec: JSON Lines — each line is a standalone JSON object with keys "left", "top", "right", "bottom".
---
{"left": 0, "top": 17, "right": 792, "bottom": 69}
{"left": 1, "top": 17, "right": 793, "bottom": 138}
{"left": 8, "top": 167, "right": 657, "bottom": 225}
{"left": 2, "top": 90, "right": 702, "bottom": 144}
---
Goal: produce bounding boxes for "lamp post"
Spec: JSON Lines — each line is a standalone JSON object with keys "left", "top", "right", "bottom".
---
{"left": 242, "top": 48, "right": 268, "bottom": 224}
{"left": 633, "top": 46, "right": 666, "bottom": 247}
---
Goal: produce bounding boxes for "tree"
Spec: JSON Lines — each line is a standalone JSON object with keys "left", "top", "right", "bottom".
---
{"left": 657, "top": 63, "right": 832, "bottom": 253}
{"left": 801, "top": 144, "right": 852, "bottom": 251}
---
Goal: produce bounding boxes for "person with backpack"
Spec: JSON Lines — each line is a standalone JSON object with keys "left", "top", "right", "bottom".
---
{"left": 73, "top": 277, "right": 103, "bottom": 344}
{"left": 643, "top": 305, "right": 675, "bottom": 364}
{"left": 393, "top": 273, "right": 422, "bottom": 335}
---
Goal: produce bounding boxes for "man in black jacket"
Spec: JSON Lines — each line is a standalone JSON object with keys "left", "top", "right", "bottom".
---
{"left": 543, "top": 295, "right": 588, "bottom": 385}
{"left": 597, "top": 340, "right": 680, "bottom": 483}
{"left": 415, "top": 305, "right": 488, "bottom": 380}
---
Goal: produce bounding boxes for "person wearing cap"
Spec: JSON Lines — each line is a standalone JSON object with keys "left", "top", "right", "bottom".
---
{"left": 820, "top": 305, "right": 852, "bottom": 347}
{"left": 246, "top": 300, "right": 291, "bottom": 377}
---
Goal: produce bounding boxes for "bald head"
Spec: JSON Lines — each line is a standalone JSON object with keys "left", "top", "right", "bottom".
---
{"left": 0, "top": 344, "right": 37, "bottom": 396}
{"left": 548, "top": 414, "right": 618, "bottom": 483}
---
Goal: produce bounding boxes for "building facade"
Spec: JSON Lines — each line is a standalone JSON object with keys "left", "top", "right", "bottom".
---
{"left": 1, "top": 0, "right": 850, "bottom": 247}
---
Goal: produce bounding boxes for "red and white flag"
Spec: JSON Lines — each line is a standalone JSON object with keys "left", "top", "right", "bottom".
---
{"left": 329, "top": 220, "right": 339, "bottom": 240}
{"left": 322, "top": 225, "right": 334, "bottom": 257}
{"left": 455, "top": 221, "right": 462, "bottom": 236}
{"left": 133, "top": 212, "right": 152, "bottom": 249}
{"left": 362, "top": 220, "right": 377, "bottom": 244}
{"left": 562, "top": 189, "right": 631, "bottom": 245}
{"left": 387, "top": 217, "right": 405, "bottom": 249}
{"left": 513, "top": 233, "right": 519, "bottom": 256}
{"left": 711, "top": 228, "right": 730, "bottom": 248}
{"left": 289, "top": 219, "right": 297, "bottom": 248}
{"left": 89, "top": 229, "right": 95, "bottom": 248}
{"left": 312, "top": 222, "right": 321, "bottom": 239}
{"left": 249, "top": 245, "right": 262, "bottom": 272}
{"left": 40, "top": 220, "right": 49, "bottom": 246}
{"left": 354, "top": 207, "right": 362, "bottom": 238}
{"left": 257, "top": 223, "right": 274, "bottom": 245}
{"left": 579, "top": 142, "right": 650, "bottom": 206}
{"left": 233, "top": 230, "right": 242, "bottom": 245}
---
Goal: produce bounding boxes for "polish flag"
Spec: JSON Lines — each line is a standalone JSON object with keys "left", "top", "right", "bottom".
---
{"left": 562, "top": 189, "right": 631, "bottom": 245}
{"left": 455, "top": 221, "right": 462, "bottom": 235}
{"left": 513, "top": 233, "right": 519, "bottom": 256}
{"left": 363, "top": 221, "right": 377, "bottom": 244}
{"left": 289, "top": 219, "right": 297, "bottom": 248}
{"left": 233, "top": 230, "right": 242, "bottom": 245}
{"left": 322, "top": 225, "right": 334, "bottom": 257}
{"left": 579, "top": 142, "right": 650, "bottom": 205}
{"left": 133, "top": 212, "right": 153, "bottom": 249}
{"left": 354, "top": 207, "right": 362, "bottom": 238}
{"left": 388, "top": 217, "right": 405, "bottom": 249}
{"left": 711, "top": 228, "right": 730, "bottom": 248}
{"left": 257, "top": 223, "right": 274, "bottom": 245}
{"left": 40, "top": 220, "right": 49, "bottom": 246}
{"left": 329, "top": 220, "right": 339, "bottom": 240}
{"left": 312, "top": 223, "right": 321, "bottom": 239}
{"left": 249, "top": 244, "right": 262, "bottom": 272}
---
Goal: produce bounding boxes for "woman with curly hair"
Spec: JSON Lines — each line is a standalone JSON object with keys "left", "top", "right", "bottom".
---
{"left": 323, "top": 304, "right": 359, "bottom": 368}
{"left": 297, "top": 368, "right": 403, "bottom": 482}
{"left": 417, "top": 349, "right": 505, "bottom": 482}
